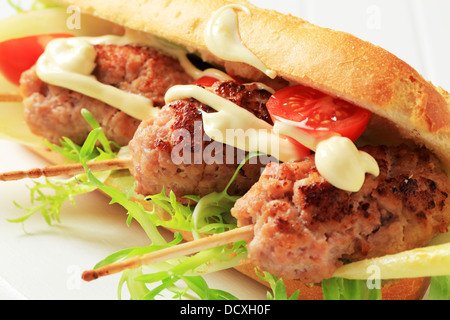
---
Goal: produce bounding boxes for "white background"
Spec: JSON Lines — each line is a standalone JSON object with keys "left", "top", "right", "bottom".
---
{"left": 0, "top": 0, "right": 448, "bottom": 300}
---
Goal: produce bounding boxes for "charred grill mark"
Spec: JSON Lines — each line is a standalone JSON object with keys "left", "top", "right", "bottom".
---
{"left": 170, "top": 99, "right": 206, "bottom": 133}
{"left": 162, "top": 80, "right": 276, "bottom": 156}
{"left": 275, "top": 216, "right": 292, "bottom": 233}
{"left": 155, "top": 139, "right": 171, "bottom": 152}
{"left": 213, "top": 81, "right": 273, "bottom": 124}
{"left": 416, "top": 211, "right": 427, "bottom": 220}
{"left": 358, "top": 202, "right": 371, "bottom": 218}
{"left": 440, "top": 192, "right": 448, "bottom": 209}
{"left": 299, "top": 181, "right": 354, "bottom": 223}
{"left": 398, "top": 176, "right": 418, "bottom": 195}
{"left": 428, "top": 179, "right": 438, "bottom": 193}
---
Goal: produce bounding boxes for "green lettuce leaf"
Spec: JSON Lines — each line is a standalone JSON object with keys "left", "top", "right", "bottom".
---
{"left": 256, "top": 269, "right": 300, "bottom": 300}
{"left": 9, "top": 109, "right": 117, "bottom": 225}
{"left": 321, "top": 277, "right": 381, "bottom": 300}
{"left": 429, "top": 276, "right": 450, "bottom": 300}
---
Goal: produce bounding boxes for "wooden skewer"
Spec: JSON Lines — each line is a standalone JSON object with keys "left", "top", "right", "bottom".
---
{"left": 0, "top": 92, "right": 23, "bottom": 102}
{"left": 0, "top": 158, "right": 132, "bottom": 181}
{"left": 0, "top": 89, "right": 254, "bottom": 282}
{"left": 82, "top": 225, "right": 254, "bottom": 282}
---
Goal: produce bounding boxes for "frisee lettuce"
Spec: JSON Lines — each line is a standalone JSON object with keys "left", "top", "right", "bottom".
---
{"left": 11, "top": 109, "right": 257, "bottom": 299}
{"left": 429, "top": 276, "right": 450, "bottom": 300}
{"left": 9, "top": 175, "right": 96, "bottom": 226}
{"left": 9, "top": 109, "right": 117, "bottom": 225}
{"left": 190, "top": 153, "right": 253, "bottom": 239}
{"left": 81, "top": 169, "right": 247, "bottom": 299}
{"left": 120, "top": 244, "right": 246, "bottom": 300}
{"left": 79, "top": 142, "right": 253, "bottom": 299}
{"left": 256, "top": 269, "right": 300, "bottom": 300}
{"left": 321, "top": 277, "right": 381, "bottom": 300}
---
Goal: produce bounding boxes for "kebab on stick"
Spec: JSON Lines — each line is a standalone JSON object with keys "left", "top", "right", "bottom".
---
{"left": 0, "top": 157, "right": 131, "bottom": 182}
{"left": 81, "top": 225, "right": 254, "bottom": 281}
{"left": 1, "top": 122, "right": 449, "bottom": 288}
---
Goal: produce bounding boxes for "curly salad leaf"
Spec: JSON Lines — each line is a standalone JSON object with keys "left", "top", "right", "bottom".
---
{"left": 321, "top": 278, "right": 381, "bottom": 300}
{"left": 114, "top": 237, "right": 247, "bottom": 300}
{"left": 9, "top": 109, "right": 256, "bottom": 299}
{"left": 9, "top": 109, "right": 117, "bottom": 226}
{"left": 429, "top": 276, "right": 450, "bottom": 300}
{"left": 79, "top": 145, "right": 301, "bottom": 300}
{"left": 79, "top": 142, "right": 255, "bottom": 299}
{"left": 146, "top": 153, "right": 257, "bottom": 240}
{"left": 256, "top": 270, "right": 300, "bottom": 300}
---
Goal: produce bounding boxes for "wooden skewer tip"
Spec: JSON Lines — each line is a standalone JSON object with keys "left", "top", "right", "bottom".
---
{"left": 82, "top": 225, "right": 254, "bottom": 282}
{"left": 0, "top": 92, "right": 23, "bottom": 103}
{"left": 0, "top": 157, "right": 132, "bottom": 182}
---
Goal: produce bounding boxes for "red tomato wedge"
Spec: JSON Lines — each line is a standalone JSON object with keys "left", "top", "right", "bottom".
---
{"left": 192, "top": 76, "right": 220, "bottom": 87}
{"left": 192, "top": 75, "right": 244, "bottom": 87}
{"left": 267, "top": 84, "right": 371, "bottom": 144}
{"left": 0, "top": 33, "right": 74, "bottom": 86}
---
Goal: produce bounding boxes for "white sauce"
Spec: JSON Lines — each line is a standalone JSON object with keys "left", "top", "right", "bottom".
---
{"left": 36, "top": 36, "right": 157, "bottom": 120}
{"left": 204, "top": 4, "right": 277, "bottom": 79}
{"left": 35, "top": 30, "right": 234, "bottom": 120}
{"left": 315, "top": 136, "right": 380, "bottom": 192}
{"left": 165, "top": 85, "right": 304, "bottom": 162}
{"left": 273, "top": 120, "right": 319, "bottom": 151}
{"left": 275, "top": 120, "right": 379, "bottom": 192}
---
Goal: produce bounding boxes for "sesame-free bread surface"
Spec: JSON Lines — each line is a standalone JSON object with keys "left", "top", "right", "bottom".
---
{"left": 56, "top": 0, "right": 450, "bottom": 168}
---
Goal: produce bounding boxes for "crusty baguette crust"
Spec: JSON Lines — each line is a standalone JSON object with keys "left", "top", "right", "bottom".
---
{"left": 56, "top": 0, "right": 450, "bottom": 169}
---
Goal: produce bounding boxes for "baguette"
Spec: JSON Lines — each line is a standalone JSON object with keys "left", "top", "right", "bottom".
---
{"left": 58, "top": 0, "right": 450, "bottom": 170}
{"left": 2, "top": 0, "right": 450, "bottom": 300}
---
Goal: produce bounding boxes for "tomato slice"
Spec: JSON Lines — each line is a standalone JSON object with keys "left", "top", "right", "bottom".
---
{"left": 192, "top": 76, "right": 220, "bottom": 87}
{"left": 192, "top": 75, "right": 245, "bottom": 87}
{"left": 266, "top": 84, "right": 371, "bottom": 144}
{"left": 0, "top": 33, "right": 74, "bottom": 86}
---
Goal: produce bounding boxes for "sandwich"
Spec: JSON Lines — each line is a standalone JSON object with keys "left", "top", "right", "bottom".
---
{"left": 0, "top": 0, "right": 449, "bottom": 300}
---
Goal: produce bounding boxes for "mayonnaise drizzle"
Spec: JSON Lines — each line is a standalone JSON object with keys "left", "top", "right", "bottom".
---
{"left": 37, "top": 37, "right": 160, "bottom": 120}
{"left": 204, "top": 4, "right": 277, "bottom": 79}
{"left": 36, "top": 3, "right": 278, "bottom": 120}
{"left": 315, "top": 136, "right": 380, "bottom": 192}
{"left": 274, "top": 120, "right": 380, "bottom": 192}
{"left": 35, "top": 29, "right": 234, "bottom": 120}
{"left": 165, "top": 85, "right": 304, "bottom": 162}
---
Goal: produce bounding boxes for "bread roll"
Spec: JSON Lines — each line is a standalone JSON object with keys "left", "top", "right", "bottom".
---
{"left": 25, "top": 0, "right": 449, "bottom": 300}
{"left": 57, "top": 0, "right": 450, "bottom": 170}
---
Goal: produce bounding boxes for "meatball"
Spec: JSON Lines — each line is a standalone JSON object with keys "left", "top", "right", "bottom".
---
{"left": 129, "top": 80, "right": 273, "bottom": 199}
{"left": 20, "top": 44, "right": 193, "bottom": 146}
{"left": 231, "top": 145, "right": 450, "bottom": 284}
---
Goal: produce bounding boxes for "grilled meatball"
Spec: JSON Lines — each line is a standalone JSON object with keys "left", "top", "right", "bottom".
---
{"left": 20, "top": 44, "right": 193, "bottom": 146}
{"left": 231, "top": 145, "right": 450, "bottom": 284}
{"left": 129, "top": 80, "right": 273, "bottom": 200}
